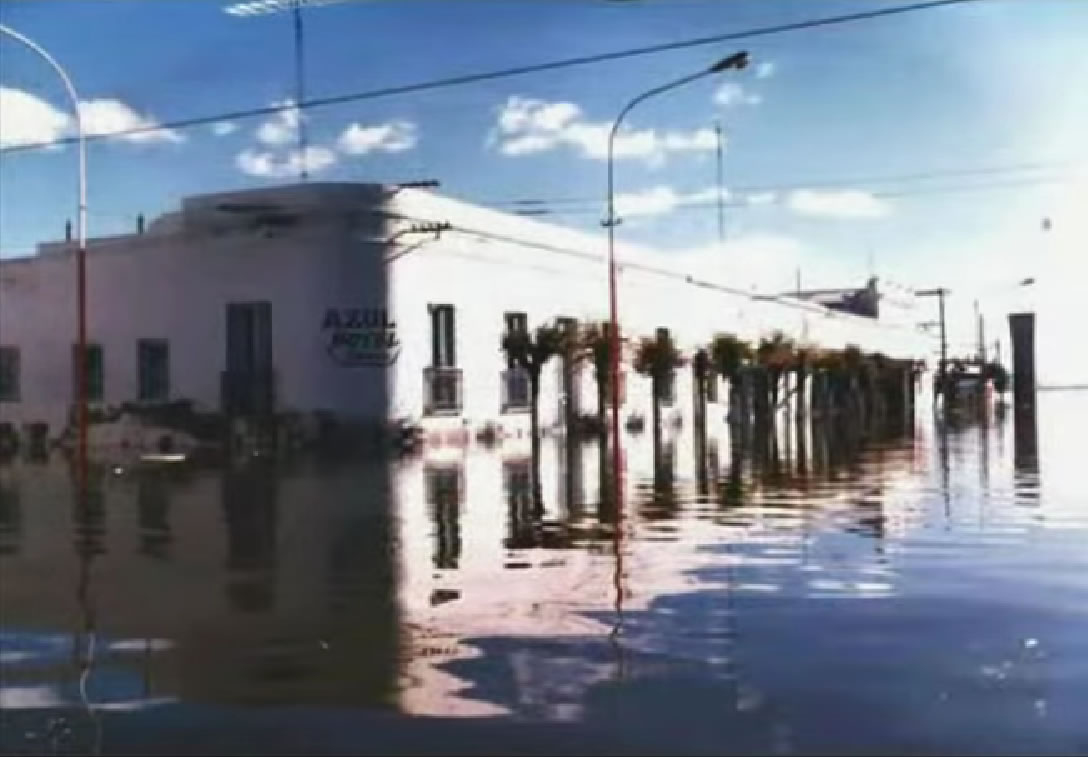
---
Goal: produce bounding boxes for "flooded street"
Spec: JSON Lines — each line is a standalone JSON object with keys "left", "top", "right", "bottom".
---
{"left": 2, "top": 391, "right": 1087, "bottom": 755}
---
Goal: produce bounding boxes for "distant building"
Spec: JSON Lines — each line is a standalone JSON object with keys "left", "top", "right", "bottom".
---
{"left": 0, "top": 183, "right": 933, "bottom": 451}
{"left": 784, "top": 277, "right": 917, "bottom": 321}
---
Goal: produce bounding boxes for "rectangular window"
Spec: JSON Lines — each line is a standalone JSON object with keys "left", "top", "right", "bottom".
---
{"left": 72, "top": 344, "right": 103, "bottom": 402}
{"left": 504, "top": 312, "right": 527, "bottom": 335}
{"left": 501, "top": 368, "right": 531, "bottom": 412}
{"left": 0, "top": 347, "right": 20, "bottom": 402}
{"left": 137, "top": 339, "right": 170, "bottom": 402}
{"left": 430, "top": 304, "right": 456, "bottom": 368}
{"left": 226, "top": 302, "right": 272, "bottom": 373}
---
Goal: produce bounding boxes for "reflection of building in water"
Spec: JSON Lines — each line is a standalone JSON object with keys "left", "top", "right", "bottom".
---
{"left": 1, "top": 409, "right": 991, "bottom": 723}
{"left": 425, "top": 463, "right": 463, "bottom": 572}
{"left": 503, "top": 458, "right": 538, "bottom": 550}
{"left": 73, "top": 467, "right": 108, "bottom": 560}
{"left": 0, "top": 474, "right": 21, "bottom": 556}
{"left": 137, "top": 472, "right": 172, "bottom": 560}
{"left": 221, "top": 465, "right": 280, "bottom": 613}
{"left": 0, "top": 461, "right": 400, "bottom": 710}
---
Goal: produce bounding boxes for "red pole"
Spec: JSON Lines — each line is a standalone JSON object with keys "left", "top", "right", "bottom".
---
{"left": 608, "top": 245, "right": 623, "bottom": 508}
{"left": 77, "top": 245, "right": 88, "bottom": 488}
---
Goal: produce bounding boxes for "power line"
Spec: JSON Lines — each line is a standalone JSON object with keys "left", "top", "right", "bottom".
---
{"left": 483, "top": 159, "right": 1081, "bottom": 208}
{"left": 502, "top": 173, "right": 1075, "bottom": 218}
{"left": 0, "top": 0, "right": 991, "bottom": 155}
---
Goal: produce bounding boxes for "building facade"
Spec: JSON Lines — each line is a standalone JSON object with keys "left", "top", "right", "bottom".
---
{"left": 0, "top": 182, "right": 933, "bottom": 452}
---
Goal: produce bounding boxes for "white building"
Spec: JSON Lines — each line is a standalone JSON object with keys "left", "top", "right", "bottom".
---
{"left": 0, "top": 182, "right": 932, "bottom": 452}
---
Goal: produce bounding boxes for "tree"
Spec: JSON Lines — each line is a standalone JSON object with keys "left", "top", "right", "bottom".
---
{"left": 577, "top": 321, "right": 619, "bottom": 440}
{"left": 634, "top": 330, "right": 683, "bottom": 451}
{"left": 756, "top": 331, "right": 795, "bottom": 415}
{"left": 710, "top": 333, "right": 753, "bottom": 425}
{"left": 501, "top": 321, "right": 568, "bottom": 489}
{"left": 794, "top": 345, "right": 815, "bottom": 418}
{"left": 842, "top": 344, "right": 865, "bottom": 417}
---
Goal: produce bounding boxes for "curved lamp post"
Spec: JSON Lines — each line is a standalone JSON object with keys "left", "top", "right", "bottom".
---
{"left": 604, "top": 50, "right": 749, "bottom": 501}
{"left": 0, "top": 24, "right": 89, "bottom": 474}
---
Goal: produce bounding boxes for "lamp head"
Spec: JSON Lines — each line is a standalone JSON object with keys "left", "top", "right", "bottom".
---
{"left": 709, "top": 51, "right": 750, "bottom": 73}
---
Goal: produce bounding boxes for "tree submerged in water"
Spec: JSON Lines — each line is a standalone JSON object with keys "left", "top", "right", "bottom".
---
{"left": 710, "top": 333, "right": 753, "bottom": 425}
{"left": 576, "top": 321, "right": 621, "bottom": 441}
{"left": 501, "top": 321, "right": 569, "bottom": 494}
{"left": 634, "top": 330, "right": 683, "bottom": 449}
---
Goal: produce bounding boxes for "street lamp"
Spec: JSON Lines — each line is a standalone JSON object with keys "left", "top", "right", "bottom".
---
{"left": 604, "top": 50, "right": 749, "bottom": 499}
{"left": 0, "top": 24, "right": 89, "bottom": 475}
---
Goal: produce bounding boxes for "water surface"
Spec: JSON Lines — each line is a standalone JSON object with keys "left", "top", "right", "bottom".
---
{"left": 2, "top": 392, "right": 1086, "bottom": 755}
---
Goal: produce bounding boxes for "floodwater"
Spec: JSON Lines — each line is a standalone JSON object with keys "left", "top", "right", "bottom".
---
{"left": 1, "top": 391, "right": 1086, "bottom": 756}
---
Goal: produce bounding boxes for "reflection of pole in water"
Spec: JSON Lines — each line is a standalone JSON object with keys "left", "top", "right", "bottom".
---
{"left": 71, "top": 468, "right": 102, "bottom": 755}
{"left": 1012, "top": 401, "right": 1040, "bottom": 506}
{"left": 938, "top": 419, "right": 951, "bottom": 522}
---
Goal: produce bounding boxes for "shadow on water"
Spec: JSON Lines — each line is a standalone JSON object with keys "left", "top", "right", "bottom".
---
{"left": 2, "top": 395, "right": 1088, "bottom": 755}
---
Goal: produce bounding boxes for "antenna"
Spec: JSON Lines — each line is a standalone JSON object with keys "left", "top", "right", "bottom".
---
{"left": 714, "top": 121, "right": 725, "bottom": 245}
{"left": 293, "top": 0, "right": 307, "bottom": 181}
{"left": 223, "top": 0, "right": 365, "bottom": 180}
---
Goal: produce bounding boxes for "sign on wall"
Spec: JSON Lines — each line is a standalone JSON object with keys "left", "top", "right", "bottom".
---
{"left": 323, "top": 308, "right": 400, "bottom": 366}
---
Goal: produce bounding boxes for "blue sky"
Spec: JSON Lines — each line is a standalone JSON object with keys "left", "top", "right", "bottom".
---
{"left": 1, "top": 0, "right": 1086, "bottom": 381}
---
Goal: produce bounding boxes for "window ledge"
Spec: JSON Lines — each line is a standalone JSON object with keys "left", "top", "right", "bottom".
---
{"left": 424, "top": 407, "right": 463, "bottom": 417}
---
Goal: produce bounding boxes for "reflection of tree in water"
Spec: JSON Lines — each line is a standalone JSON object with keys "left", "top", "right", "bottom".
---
{"left": 504, "top": 458, "right": 539, "bottom": 549}
{"left": 221, "top": 464, "right": 279, "bottom": 613}
{"left": 642, "top": 441, "right": 677, "bottom": 521}
{"left": 847, "top": 491, "right": 887, "bottom": 542}
{"left": 424, "top": 464, "right": 462, "bottom": 570}
{"left": 720, "top": 425, "right": 747, "bottom": 509}
{"left": 0, "top": 476, "right": 21, "bottom": 556}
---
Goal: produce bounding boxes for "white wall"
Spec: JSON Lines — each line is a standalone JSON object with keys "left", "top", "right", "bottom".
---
{"left": 1, "top": 182, "right": 933, "bottom": 442}
{"left": 1, "top": 185, "right": 390, "bottom": 434}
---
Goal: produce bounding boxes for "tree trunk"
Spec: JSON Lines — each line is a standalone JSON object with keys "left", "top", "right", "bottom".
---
{"left": 597, "top": 371, "right": 608, "bottom": 443}
{"left": 727, "top": 377, "right": 741, "bottom": 426}
{"left": 529, "top": 372, "right": 542, "bottom": 504}
{"left": 651, "top": 373, "right": 663, "bottom": 453}
{"left": 796, "top": 367, "right": 807, "bottom": 419}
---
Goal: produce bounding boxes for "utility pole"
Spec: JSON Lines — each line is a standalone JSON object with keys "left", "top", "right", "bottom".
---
{"left": 979, "top": 302, "right": 987, "bottom": 363}
{"left": 715, "top": 121, "right": 725, "bottom": 245}
{"left": 916, "top": 287, "right": 949, "bottom": 404}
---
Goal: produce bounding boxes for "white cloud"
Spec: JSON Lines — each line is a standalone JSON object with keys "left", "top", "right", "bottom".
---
{"left": 0, "top": 87, "right": 69, "bottom": 148}
{"left": 746, "top": 191, "right": 778, "bottom": 206}
{"left": 615, "top": 185, "right": 726, "bottom": 217}
{"left": 236, "top": 145, "right": 337, "bottom": 178}
{"left": 662, "top": 234, "right": 812, "bottom": 293}
{"left": 713, "top": 82, "right": 762, "bottom": 107}
{"left": 211, "top": 121, "right": 238, "bottom": 137}
{"left": 786, "top": 189, "right": 890, "bottom": 219}
{"left": 255, "top": 100, "right": 301, "bottom": 146}
{"left": 491, "top": 96, "right": 720, "bottom": 163}
{"left": 755, "top": 61, "right": 776, "bottom": 80}
{"left": 0, "top": 87, "right": 180, "bottom": 147}
{"left": 337, "top": 120, "right": 417, "bottom": 154}
{"left": 78, "top": 99, "right": 183, "bottom": 143}
{"left": 660, "top": 233, "right": 863, "bottom": 294}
